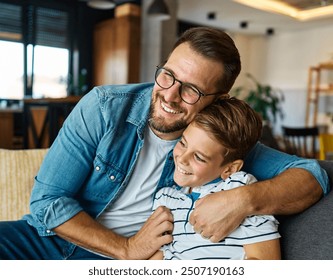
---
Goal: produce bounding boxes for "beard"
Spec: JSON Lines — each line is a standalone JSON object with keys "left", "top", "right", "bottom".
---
{"left": 148, "top": 92, "right": 188, "bottom": 134}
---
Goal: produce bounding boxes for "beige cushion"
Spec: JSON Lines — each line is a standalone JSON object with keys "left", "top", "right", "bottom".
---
{"left": 0, "top": 148, "right": 48, "bottom": 221}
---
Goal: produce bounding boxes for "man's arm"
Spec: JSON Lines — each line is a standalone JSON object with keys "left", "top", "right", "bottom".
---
{"left": 190, "top": 168, "right": 322, "bottom": 243}
{"left": 53, "top": 206, "right": 173, "bottom": 260}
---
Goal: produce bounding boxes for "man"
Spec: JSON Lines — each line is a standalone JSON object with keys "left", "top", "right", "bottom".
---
{"left": 0, "top": 27, "right": 329, "bottom": 260}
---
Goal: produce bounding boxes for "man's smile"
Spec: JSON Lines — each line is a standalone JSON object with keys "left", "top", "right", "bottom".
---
{"left": 160, "top": 101, "right": 182, "bottom": 114}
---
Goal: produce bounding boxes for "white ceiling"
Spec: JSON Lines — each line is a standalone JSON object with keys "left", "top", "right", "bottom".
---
{"left": 177, "top": 0, "right": 333, "bottom": 35}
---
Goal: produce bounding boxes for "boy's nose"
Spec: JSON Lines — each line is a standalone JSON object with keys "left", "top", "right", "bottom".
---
{"left": 178, "top": 151, "right": 190, "bottom": 165}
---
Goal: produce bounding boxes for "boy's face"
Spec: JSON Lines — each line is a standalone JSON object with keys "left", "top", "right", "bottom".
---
{"left": 173, "top": 123, "right": 226, "bottom": 188}
{"left": 149, "top": 42, "right": 223, "bottom": 141}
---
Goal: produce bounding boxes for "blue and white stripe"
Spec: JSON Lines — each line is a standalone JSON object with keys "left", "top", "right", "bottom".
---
{"left": 152, "top": 171, "right": 280, "bottom": 260}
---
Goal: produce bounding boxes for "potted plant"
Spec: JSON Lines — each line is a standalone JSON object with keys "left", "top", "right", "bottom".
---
{"left": 233, "top": 73, "right": 284, "bottom": 124}
{"left": 233, "top": 73, "right": 284, "bottom": 149}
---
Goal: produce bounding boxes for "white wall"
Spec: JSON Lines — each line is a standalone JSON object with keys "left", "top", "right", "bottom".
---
{"left": 141, "top": 2, "right": 333, "bottom": 135}
{"left": 140, "top": 0, "right": 178, "bottom": 83}
{"left": 232, "top": 25, "right": 333, "bottom": 135}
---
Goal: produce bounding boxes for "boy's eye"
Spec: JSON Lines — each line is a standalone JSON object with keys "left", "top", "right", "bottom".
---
{"left": 194, "top": 154, "right": 205, "bottom": 162}
{"left": 179, "top": 139, "right": 186, "bottom": 147}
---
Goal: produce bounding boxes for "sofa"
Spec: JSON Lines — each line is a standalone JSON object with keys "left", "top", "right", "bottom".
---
{"left": 0, "top": 148, "right": 48, "bottom": 221}
{"left": 0, "top": 148, "right": 332, "bottom": 259}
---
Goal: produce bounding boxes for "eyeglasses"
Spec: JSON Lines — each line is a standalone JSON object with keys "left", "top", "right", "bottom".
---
{"left": 154, "top": 66, "right": 220, "bottom": 105}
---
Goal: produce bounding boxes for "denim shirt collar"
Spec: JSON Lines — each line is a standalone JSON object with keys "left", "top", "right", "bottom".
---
{"left": 125, "top": 83, "right": 154, "bottom": 140}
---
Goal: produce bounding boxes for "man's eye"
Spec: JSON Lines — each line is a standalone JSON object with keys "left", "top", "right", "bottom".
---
{"left": 183, "top": 85, "right": 199, "bottom": 97}
{"left": 163, "top": 71, "right": 174, "bottom": 79}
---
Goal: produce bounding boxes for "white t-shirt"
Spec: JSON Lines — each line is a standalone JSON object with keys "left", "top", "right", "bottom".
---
{"left": 97, "top": 126, "right": 177, "bottom": 237}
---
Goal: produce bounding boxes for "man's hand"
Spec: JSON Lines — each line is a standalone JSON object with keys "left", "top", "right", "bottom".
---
{"left": 54, "top": 207, "right": 173, "bottom": 260}
{"left": 125, "top": 206, "right": 174, "bottom": 259}
{"left": 189, "top": 188, "right": 248, "bottom": 243}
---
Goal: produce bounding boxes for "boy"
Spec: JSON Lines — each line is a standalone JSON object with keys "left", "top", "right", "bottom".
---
{"left": 151, "top": 97, "right": 281, "bottom": 260}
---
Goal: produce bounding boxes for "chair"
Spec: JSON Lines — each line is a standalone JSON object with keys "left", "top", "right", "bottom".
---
{"left": 319, "top": 134, "right": 333, "bottom": 160}
{"left": 282, "top": 126, "right": 319, "bottom": 158}
{"left": 23, "top": 96, "right": 81, "bottom": 149}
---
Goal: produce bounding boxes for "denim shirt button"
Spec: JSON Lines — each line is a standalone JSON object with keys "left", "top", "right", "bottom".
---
{"left": 95, "top": 166, "right": 100, "bottom": 171}
{"left": 110, "top": 175, "right": 115, "bottom": 181}
{"left": 46, "top": 229, "right": 51, "bottom": 234}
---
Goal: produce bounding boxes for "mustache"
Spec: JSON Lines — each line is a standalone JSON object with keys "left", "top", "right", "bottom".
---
{"left": 155, "top": 91, "right": 186, "bottom": 113}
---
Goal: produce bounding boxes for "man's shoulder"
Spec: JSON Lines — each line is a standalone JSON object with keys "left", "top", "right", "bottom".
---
{"left": 94, "top": 82, "right": 154, "bottom": 98}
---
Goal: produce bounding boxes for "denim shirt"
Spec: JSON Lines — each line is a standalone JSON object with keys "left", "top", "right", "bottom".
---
{"left": 23, "top": 82, "right": 330, "bottom": 237}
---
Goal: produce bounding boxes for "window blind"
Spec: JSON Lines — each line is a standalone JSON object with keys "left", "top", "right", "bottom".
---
{"left": 0, "top": 2, "right": 22, "bottom": 41}
{"left": 0, "top": 1, "right": 69, "bottom": 49}
{"left": 35, "top": 7, "right": 69, "bottom": 49}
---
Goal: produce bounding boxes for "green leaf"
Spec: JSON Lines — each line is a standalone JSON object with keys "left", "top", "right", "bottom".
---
{"left": 232, "top": 73, "right": 284, "bottom": 123}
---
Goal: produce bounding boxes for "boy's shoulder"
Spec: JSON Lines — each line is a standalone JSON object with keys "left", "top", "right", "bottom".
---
{"left": 218, "top": 171, "right": 257, "bottom": 191}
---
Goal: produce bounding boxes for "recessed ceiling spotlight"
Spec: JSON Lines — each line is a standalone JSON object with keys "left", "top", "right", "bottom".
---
{"left": 240, "top": 21, "right": 248, "bottom": 28}
{"left": 266, "top": 28, "right": 274, "bottom": 35}
{"left": 207, "top": 12, "right": 216, "bottom": 20}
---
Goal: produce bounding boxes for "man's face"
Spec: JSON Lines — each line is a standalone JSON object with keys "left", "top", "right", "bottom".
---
{"left": 149, "top": 43, "right": 224, "bottom": 140}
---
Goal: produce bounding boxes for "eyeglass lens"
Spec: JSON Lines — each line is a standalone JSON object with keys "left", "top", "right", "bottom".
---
{"left": 155, "top": 68, "right": 201, "bottom": 104}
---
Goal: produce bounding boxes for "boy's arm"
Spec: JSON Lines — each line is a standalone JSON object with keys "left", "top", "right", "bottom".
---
{"left": 244, "top": 239, "right": 281, "bottom": 260}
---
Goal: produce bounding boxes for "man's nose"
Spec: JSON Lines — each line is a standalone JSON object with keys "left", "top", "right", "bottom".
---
{"left": 163, "top": 82, "right": 182, "bottom": 103}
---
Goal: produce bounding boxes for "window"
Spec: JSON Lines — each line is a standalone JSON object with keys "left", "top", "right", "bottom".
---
{"left": 0, "top": 1, "right": 71, "bottom": 99}
{"left": 0, "top": 2, "right": 23, "bottom": 100}
{"left": 0, "top": 41, "right": 24, "bottom": 99}
{"left": 30, "top": 45, "right": 69, "bottom": 98}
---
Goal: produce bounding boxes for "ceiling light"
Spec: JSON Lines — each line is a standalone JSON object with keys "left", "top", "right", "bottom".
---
{"left": 240, "top": 21, "right": 248, "bottom": 28}
{"left": 266, "top": 28, "right": 274, "bottom": 36}
{"left": 234, "top": 0, "right": 333, "bottom": 21}
{"left": 147, "top": 0, "right": 170, "bottom": 20}
{"left": 207, "top": 12, "right": 216, "bottom": 20}
{"left": 87, "top": 0, "right": 115, "bottom": 10}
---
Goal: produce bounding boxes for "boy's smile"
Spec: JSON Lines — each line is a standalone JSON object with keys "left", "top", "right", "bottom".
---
{"left": 173, "top": 122, "right": 226, "bottom": 188}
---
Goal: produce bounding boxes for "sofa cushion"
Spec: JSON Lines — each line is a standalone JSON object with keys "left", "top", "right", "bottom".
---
{"left": 279, "top": 160, "right": 333, "bottom": 259}
{"left": 0, "top": 148, "right": 48, "bottom": 221}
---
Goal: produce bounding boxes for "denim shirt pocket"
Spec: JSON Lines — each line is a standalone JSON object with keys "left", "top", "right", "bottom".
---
{"left": 82, "top": 156, "right": 126, "bottom": 202}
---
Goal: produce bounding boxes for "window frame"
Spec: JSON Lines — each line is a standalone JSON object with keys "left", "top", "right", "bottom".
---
{"left": 0, "top": 0, "right": 75, "bottom": 99}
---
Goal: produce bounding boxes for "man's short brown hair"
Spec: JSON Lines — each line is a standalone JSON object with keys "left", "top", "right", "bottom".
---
{"left": 173, "top": 27, "right": 241, "bottom": 95}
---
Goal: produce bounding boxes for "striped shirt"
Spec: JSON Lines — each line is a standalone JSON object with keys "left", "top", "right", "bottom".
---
{"left": 152, "top": 171, "right": 280, "bottom": 260}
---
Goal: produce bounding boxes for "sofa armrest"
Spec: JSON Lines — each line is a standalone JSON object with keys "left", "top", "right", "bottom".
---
{"left": 279, "top": 160, "right": 333, "bottom": 259}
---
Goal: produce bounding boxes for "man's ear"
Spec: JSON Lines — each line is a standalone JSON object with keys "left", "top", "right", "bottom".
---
{"left": 220, "top": 160, "right": 244, "bottom": 180}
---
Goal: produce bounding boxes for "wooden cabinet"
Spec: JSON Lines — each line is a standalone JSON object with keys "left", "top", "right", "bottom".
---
{"left": 93, "top": 3, "right": 141, "bottom": 86}
{"left": 0, "top": 108, "right": 23, "bottom": 149}
{"left": 0, "top": 110, "right": 15, "bottom": 149}
{"left": 306, "top": 63, "right": 333, "bottom": 127}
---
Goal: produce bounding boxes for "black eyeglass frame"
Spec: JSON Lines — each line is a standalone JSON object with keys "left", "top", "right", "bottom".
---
{"left": 154, "top": 66, "right": 221, "bottom": 105}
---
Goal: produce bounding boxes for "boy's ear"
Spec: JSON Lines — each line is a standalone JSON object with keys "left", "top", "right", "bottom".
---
{"left": 220, "top": 160, "right": 244, "bottom": 180}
